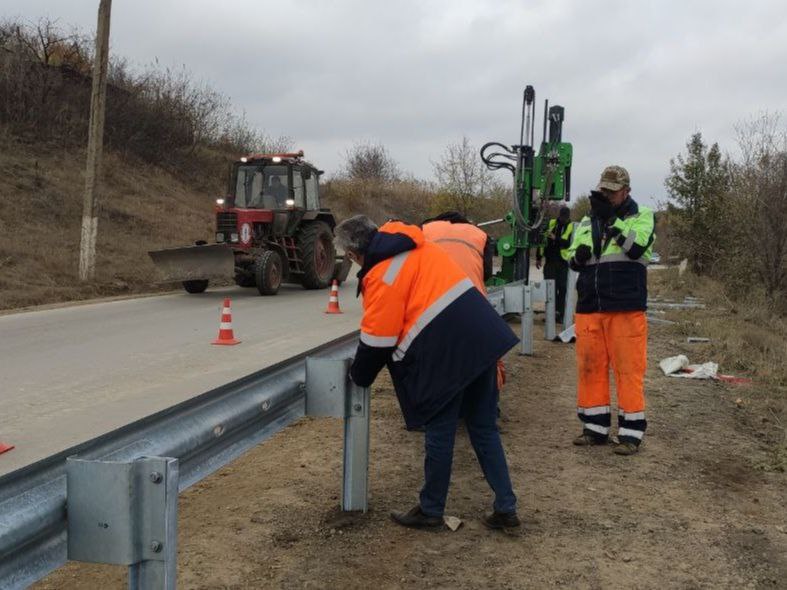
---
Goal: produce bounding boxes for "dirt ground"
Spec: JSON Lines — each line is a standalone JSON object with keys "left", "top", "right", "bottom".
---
{"left": 37, "top": 310, "right": 786, "bottom": 589}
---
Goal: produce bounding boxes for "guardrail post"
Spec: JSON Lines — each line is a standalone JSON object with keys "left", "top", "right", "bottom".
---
{"left": 521, "top": 284, "right": 534, "bottom": 356}
{"left": 66, "top": 456, "right": 178, "bottom": 590}
{"left": 544, "top": 279, "right": 556, "bottom": 341}
{"left": 343, "top": 380, "right": 370, "bottom": 512}
{"left": 305, "top": 357, "right": 371, "bottom": 513}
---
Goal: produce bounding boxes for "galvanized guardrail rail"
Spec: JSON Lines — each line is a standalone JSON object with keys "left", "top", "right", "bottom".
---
{"left": 0, "top": 333, "right": 360, "bottom": 589}
{"left": 0, "top": 281, "right": 558, "bottom": 589}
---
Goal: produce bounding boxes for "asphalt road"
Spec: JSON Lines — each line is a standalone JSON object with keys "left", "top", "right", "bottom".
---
{"left": 0, "top": 280, "right": 362, "bottom": 476}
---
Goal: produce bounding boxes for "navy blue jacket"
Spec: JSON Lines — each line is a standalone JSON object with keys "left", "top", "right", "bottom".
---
{"left": 350, "top": 222, "right": 518, "bottom": 428}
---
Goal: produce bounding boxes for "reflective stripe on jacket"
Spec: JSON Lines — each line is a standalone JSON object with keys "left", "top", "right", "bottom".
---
{"left": 422, "top": 220, "right": 489, "bottom": 293}
{"left": 567, "top": 197, "right": 655, "bottom": 313}
{"left": 350, "top": 221, "right": 518, "bottom": 428}
{"left": 538, "top": 218, "right": 574, "bottom": 262}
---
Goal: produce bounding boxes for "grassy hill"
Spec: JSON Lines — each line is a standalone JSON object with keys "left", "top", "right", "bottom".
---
{"left": 0, "top": 135, "right": 217, "bottom": 309}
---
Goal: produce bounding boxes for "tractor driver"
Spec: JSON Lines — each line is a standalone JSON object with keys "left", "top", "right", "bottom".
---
{"left": 267, "top": 176, "right": 289, "bottom": 208}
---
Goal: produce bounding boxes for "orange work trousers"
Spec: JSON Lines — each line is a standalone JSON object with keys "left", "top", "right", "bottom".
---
{"left": 575, "top": 311, "right": 648, "bottom": 445}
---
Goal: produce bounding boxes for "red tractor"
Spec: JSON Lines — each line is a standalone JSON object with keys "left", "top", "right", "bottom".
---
{"left": 149, "top": 151, "right": 351, "bottom": 295}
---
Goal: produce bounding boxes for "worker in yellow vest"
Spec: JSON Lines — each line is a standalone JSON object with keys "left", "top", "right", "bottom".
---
{"left": 536, "top": 206, "right": 573, "bottom": 323}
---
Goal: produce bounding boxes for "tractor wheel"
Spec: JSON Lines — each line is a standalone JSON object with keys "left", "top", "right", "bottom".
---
{"left": 255, "top": 250, "right": 282, "bottom": 296}
{"left": 298, "top": 221, "right": 336, "bottom": 290}
{"left": 182, "top": 280, "right": 208, "bottom": 294}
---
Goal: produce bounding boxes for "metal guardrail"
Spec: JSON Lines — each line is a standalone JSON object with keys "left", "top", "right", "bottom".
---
{"left": 0, "top": 333, "right": 358, "bottom": 590}
{"left": 488, "top": 279, "right": 557, "bottom": 354}
{"left": 0, "top": 281, "right": 560, "bottom": 589}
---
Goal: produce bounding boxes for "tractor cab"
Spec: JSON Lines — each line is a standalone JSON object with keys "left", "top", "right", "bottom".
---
{"left": 227, "top": 151, "right": 321, "bottom": 211}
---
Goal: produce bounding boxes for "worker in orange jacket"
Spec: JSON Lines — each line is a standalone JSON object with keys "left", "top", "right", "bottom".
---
{"left": 422, "top": 211, "right": 493, "bottom": 294}
{"left": 335, "top": 215, "right": 520, "bottom": 531}
{"left": 422, "top": 211, "right": 506, "bottom": 390}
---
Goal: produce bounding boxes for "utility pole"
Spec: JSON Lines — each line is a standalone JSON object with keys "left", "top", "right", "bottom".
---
{"left": 78, "top": 0, "right": 112, "bottom": 281}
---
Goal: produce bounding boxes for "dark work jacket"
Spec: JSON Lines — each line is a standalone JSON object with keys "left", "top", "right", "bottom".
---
{"left": 569, "top": 197, "right": 655, "bottom": 313}
{"left": 350, "top": 223, "right": 518, "bottom": 428}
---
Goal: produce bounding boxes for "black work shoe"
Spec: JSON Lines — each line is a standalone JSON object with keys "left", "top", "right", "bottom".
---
{"left": 572, "top": 433, "right": 608, "bottom": 446}
{"left": 613, "top": 441, "right": 639, "bottom": 456}
{"left": 390, "top": 505, "right": 444, "bottom": 530}
{"left": 482, "top": 510, "right": 521, "bottom": 530}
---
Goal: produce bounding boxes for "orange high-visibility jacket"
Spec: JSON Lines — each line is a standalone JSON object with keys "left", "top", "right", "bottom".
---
{"left": 422, "top": 220, "right": 489, "bottom": 293}
{"left": 350, "top": 221, "right": 518, "bottom": 428}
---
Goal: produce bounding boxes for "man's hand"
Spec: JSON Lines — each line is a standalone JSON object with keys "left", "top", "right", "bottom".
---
{"left": 574, "top": 244, "right": 592, "bottom": 264}
{"left": 589, "top": 191, "right": 615, "bottom": 222}
{"left": 605, "top": 225, "right": 622, "bottom": 239}
{"left": 535, "top": 257, "right": 542, "bottom": 270}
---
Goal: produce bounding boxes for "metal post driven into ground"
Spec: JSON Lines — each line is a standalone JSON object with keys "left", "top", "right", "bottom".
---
{"left": 342, "top": 381, "right": 370, "bottom": 512}
{"left": 544, "top": 279, "right": 556, "bottom": 341}
{"left": 520, "top": 284, "right": 534, "bottom": 355}
{"left": 128, "top": 458, "right": 178, "bottom": 590}
{"left": 305, "top": 357, "right": 371, "bottom": 512}
{"left": 78, "top": 0, "right": 112, "bottom": 281}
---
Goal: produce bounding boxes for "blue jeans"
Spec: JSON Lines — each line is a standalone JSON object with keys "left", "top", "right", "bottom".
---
{"left": 419, "top": 365, "right": 517, "bottom": 517}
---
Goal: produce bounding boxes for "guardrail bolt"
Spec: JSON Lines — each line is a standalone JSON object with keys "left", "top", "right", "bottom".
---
{"left": 149, "top": 472, "right": 163, "bottom": 484}
{"left": 150, "top": 541, "right": 163, "bottom": 553}
{"left": 353, "top": 404, "right": 362, "bottom": 412}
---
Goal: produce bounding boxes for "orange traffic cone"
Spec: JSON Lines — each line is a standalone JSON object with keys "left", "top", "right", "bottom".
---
{"left": 212, "top": 298, "right": 241, "bottom": 345}
{"left": 0, "top": 442, "right": 14, "bottom": 455}
{"left": 325, "top": 280, "right": 343, "bottom": 314}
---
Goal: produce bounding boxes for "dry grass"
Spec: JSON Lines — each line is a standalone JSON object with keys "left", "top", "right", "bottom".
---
{"left": 650, "top": 268, "right": 786, "bottom": 471}
{"left": 0, "top": 134, "right": 215, "bottom": 310}
{"left": 651, "top": 268, "right": 787, "bottom": 386}
{"left": 321, "top": 177, "right": 510, "bottom": 229}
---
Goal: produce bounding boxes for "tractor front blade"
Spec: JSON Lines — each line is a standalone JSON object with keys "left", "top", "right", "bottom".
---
{"left": 148, "top": 243, "right": 235, "bottom": 282}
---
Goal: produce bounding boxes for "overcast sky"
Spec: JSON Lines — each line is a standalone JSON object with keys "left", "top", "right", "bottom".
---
{"left": 4, "top": 0, "right": 787, "bottom": 206}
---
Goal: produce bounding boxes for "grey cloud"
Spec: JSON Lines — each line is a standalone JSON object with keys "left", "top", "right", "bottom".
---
{"left": 4, "top": 0, "right": 787, "bottom": 206}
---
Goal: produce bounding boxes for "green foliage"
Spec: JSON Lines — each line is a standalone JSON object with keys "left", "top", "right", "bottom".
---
{"left": 664, "top": 132, "right": 731, "bottom": 275}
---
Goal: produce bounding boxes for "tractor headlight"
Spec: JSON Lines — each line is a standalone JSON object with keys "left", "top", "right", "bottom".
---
{"left": 230, "top": 233, "right": 239, "bottom": 243}
{"left": 216, "top": 198, "right": 225, "bottom": 206}
{"left": 272, "top": 156, "right": 282, "bottom": 163}
{"left": 216, "top": 232, "right": 225, "bottom": 242}
{"left": 240, "top": 157, "right": 248, "bottom": 163}
{"left": 286, "top": 199, "right": 295, "bottom": 207}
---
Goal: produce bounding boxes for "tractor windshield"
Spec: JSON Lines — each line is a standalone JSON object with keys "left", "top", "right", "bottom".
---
{"left": 233, "top": 165, "right": 290, "bottom": 209}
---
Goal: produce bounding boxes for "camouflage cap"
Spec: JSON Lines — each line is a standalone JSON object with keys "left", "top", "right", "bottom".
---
{"left": 596, "top": 165, "right": 630, "bottom": 191}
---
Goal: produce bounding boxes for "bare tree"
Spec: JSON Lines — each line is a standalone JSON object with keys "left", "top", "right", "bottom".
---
{"left": 344, "top": 142, "right": 399, "bottom": 182}
{"left": 432, "top": 136, "right": 492, "bottom": 217}
{"left": 733, "top": 113, "right": 787, "bottom": 301}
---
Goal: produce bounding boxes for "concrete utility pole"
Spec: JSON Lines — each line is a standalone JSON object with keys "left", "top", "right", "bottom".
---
{"left": 78, "top": 0, "right": 112, "bottom": 281}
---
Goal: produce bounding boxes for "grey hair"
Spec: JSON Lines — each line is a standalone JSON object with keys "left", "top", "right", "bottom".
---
{"left": 334, "top": 215, "right": 378, "bottom": 254}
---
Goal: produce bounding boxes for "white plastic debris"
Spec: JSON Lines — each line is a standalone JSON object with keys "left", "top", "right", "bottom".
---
{"left": 443, "top": 516, "right": 463, "bottom": 531}
{"left": 659, "top": 355, "right": 689, "bottom": 375}
{"left": 673, "top": 362, "right": 719, "bottom": 379}
{"left": 660, "top": 355, "right": 719, "bottom": 379}
{"left": 557, "top": 324, "right": 575, "bottom": 343}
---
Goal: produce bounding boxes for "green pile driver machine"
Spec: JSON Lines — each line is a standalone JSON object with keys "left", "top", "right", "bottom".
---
{"left": 480, "top": 85, "right": 573, "bottom": 286}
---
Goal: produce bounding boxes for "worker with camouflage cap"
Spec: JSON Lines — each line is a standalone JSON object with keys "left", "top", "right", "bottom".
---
{"left": 567, "top": 165, "right": 655, "bottom": 455}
